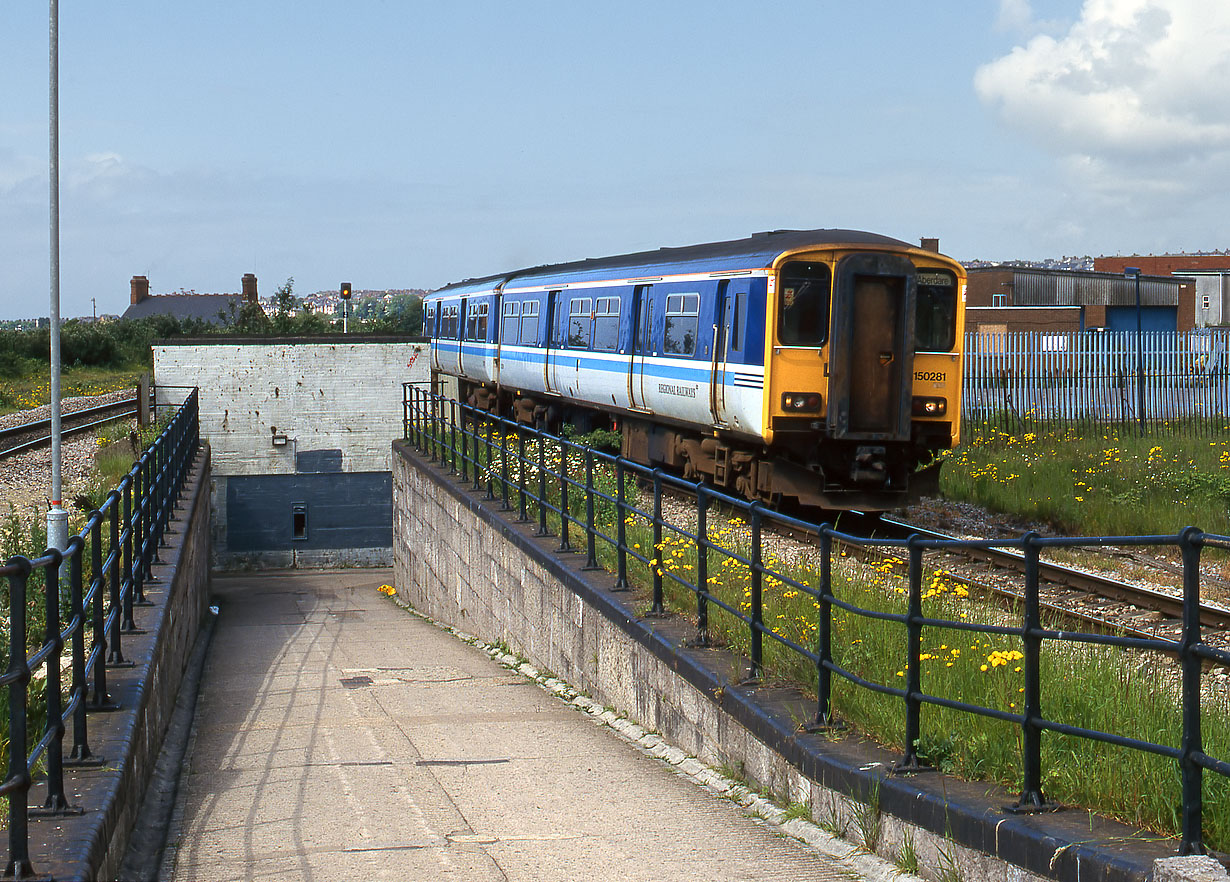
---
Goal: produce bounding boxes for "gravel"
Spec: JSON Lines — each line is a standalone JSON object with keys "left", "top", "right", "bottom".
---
{"left": 0, "top": 391, "right": 137, "bottom": 524}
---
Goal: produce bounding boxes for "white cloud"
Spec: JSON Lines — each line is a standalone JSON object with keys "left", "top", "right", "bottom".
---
{"left": 996, "top": 0, "right": 1036, "bottom": 32}
{"left": 976, "top": 0, "right": 1230, "bottom": 163}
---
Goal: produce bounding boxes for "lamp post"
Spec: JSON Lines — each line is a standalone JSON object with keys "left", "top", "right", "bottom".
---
{"left": 46, "top": 0, "right": 68, "bottom": 551}
{"left": 1125, "top": 267, "right": 1145, "bottom": 430}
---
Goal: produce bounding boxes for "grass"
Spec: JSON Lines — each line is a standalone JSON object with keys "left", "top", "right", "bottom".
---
{"left": 451, "top": 421, "right": 1230, "bottom": 852}
{"left": 0, "top": 365, "right": 143, "bottom": 416}
{"left": 942, "top": 417, "right": 1230, "bottom": 536}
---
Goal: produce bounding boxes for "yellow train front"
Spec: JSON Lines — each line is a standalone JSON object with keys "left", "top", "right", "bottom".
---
{"left": 425, "top": 229, "right": 965, "bottom": 512}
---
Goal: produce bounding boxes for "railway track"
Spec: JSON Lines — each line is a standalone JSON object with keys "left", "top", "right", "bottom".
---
{"left": 0, "top": 395, "right": 139, "bottom": 460}
{"left": 860, "top": 514, "right": 1230, "bottom": 637}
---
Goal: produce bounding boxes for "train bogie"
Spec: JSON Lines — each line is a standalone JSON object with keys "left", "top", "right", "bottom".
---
{"left": 424, "top": 229, "right": 965, "bottom": 512}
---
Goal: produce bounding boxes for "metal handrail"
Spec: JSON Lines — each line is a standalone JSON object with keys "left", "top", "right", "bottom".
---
{"left": 0, "top": 389, "right": 200, "bottom": 877}
{"left": 402, "top": 384, "right": 1230, "bottom": 856}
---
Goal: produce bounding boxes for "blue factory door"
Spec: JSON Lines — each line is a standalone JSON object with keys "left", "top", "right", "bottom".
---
{"left": 1105, "top": 306, "right": 1177, "bottom": 333}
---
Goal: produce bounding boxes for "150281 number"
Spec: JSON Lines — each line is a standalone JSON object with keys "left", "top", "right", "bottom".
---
{"left": 914, "top": 371, "right": 946, "bottom": 382}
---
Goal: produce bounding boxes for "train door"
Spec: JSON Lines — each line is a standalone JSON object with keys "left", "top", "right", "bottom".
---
{"left": 827, "top": 254, "right": 916, "bottom": 440}
{"left": 629, "top": 284, "right": 653, "bottom": 411}
{"left": 544, "top": 289, "right": 563, "bottom": 395}
{"left": 709, "top": 280, "right": 743, "bottom": 426}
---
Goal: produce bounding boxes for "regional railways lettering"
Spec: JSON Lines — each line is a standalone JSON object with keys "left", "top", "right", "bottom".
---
{"left": 658, "top": 383, "right": 697, "bottom": 398}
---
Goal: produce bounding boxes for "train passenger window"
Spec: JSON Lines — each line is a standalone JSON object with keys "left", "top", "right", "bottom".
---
{"left": 501, "top": 301, "right": 519, "bottom": 342}
{"left": 425, "top": 304, "right": 436, "bottom": 337}
{"left": 593, "top": 297, "right": 620, "bottom": 351}
{"left": 778, "top": 262, "right": 831, "bottom": 346}
{"left": 731, "top": 292, "right": 747, "bottom": 351}
{"left": 443, "top": 305, "right": 459, "bottom": 338}
{"left": 664, "top": 293, "right": 699, "bottom": 355}
{"left": 520, "top": 300, "right": 540, "bottom": 344}
{"left": 466, "top": 303, "right": 489, "bottom": 341}
{"left": 915, "top": 270, "right": 957, "bottom": 351}
{"left": 568, "top": 298, "right": 593, "bottom": 348}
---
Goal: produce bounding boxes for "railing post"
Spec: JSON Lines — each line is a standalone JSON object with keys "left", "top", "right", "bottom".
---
{"left": 484, "top": 413, "right": 495, "bottom": 500}
{"left": 89, "top": 508, "right": 112, "bottom": 708}
{"left": 500, "top": 417, "right": 512, "bottom": 512}
{"left": 815, "top": 528, "right": 836, "bottom": 727}
{"left": 695, "top": 486, "right": 709, "bottom": 645}
{"left": 614, "top": 457, "right": 629, "bottom": 591}
{"left": 40, "top": 547, "right": 71, "bottom": 813}
{"left": 1010, "top": 531, "right": 1051, "bottom": 810}
{"left": 558, "top": 437, "right": 572, "bottom": 553}
{"left": 583, "top": 448, "right": 599, "bottom": 570}
{"left": 122, "top": 475, "right": 138, "bottom": 633}
{"left": 536, "top": 432, "right": 549, "bottom": 537}
{"left": 107, "top": 489, "right": 126, "bottom": 665}
{"left": 749, "top": 501, "right": 764, "bottom": 680}
{"left": 449, "top": 398, "right": 458, "bottom": 475}
{"left": 68, "top": 529, "right": 97, "bottom": 762}
{"left": 517, "top": 429, "right": 529, "bottom": 523}
{"left": 3, "top": 557, "right": 36, "bottom": 879}
{"left": 651, "top": 469, "right": 664, "bottom": 614}
{"left": 1178, "top": 526, "right": 1206, "bottom": 855}
{"left": 894, "top": 534, "right": 928, "bottom": 773}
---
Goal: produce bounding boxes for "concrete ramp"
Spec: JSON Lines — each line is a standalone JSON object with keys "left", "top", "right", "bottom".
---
{"left": 161, "top": 569, "right": 867, "bottom": 881}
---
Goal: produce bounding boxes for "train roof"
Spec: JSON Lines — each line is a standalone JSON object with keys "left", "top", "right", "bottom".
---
{"left": 431, "top": 228, "right": 916, "bottom": 296}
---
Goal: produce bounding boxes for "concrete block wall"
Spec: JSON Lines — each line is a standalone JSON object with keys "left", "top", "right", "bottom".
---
{"left": 393, "top": 440, "right": 1225, "bottom": 882}
{"left": 154, "top": 337, "right": 428, "bottom": 477}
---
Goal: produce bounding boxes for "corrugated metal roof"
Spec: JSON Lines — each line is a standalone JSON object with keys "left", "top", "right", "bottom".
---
{"left": 1010, "top": 269, "right": 1182, "bottom": 306}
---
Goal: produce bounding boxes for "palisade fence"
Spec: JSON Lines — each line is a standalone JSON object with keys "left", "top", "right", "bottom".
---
{"left": 0, "top": 388, "right": 199, "bottom": 878}
{"left": 962, "top": 329, "right": 1230, "bottom": 437}
{"left": 402, "top": 384, "right": 1230, "bottom": 856}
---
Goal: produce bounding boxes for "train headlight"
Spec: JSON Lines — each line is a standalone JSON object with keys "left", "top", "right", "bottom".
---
{"left": 781, "top": 392, "right": 823, "bottom": 412}
{"left": 911, "top": 396, "right": 947, "bottom": 417}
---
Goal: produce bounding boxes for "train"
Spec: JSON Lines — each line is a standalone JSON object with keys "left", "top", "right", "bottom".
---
{"left": 423, "top": 229, "right": 966, "bottom": 511}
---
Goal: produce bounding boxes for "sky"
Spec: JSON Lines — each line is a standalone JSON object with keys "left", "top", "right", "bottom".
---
{"left": 2, "top": 0, "right": 1229, "bottom": 320}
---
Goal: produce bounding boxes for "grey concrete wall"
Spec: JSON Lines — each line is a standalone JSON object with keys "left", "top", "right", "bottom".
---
{"left": 392, "top": 440, "right": 1218, "bottom": 882}
{"left": 35, "top": 445, "right": 213, "bottom": 881}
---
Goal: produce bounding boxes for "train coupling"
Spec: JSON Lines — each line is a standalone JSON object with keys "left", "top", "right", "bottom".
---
{"left": 851, "top": 446, "right": 888, "bottom": 487}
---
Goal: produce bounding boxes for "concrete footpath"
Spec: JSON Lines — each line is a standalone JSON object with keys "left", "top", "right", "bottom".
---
{"left": 159, "top": 569, "right": 874, "bottom": 881}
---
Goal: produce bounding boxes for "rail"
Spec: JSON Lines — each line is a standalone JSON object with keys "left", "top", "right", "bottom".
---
{"left": 403, "top": 383, "right": 1230, "bottom": 856}
{"left": 0, "top": 388, "right": 199, "bottom": 878}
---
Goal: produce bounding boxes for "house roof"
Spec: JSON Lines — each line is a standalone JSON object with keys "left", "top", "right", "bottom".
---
{"left": 122, "top": 293, "right": 244, "bottom": 324}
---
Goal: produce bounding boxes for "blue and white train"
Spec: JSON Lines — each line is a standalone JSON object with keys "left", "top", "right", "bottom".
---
{"left": 424, "top": 229, "right": 965, "bottom": 510}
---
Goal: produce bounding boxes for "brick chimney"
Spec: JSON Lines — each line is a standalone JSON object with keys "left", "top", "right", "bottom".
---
{"left": 130, "top": 275, "right": 150, "bottom": 305}
{"left": 920, "top": 237, "right": 940, "bottom": 253}
{"left": 242, "top": 273, "right": 258, "bottom": 304}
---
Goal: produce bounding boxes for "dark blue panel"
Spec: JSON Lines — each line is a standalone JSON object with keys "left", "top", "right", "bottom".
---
{"left": 296, "top": 448, "right": 343, "bottom": 473}
{"left": 1106, "top": 306, "right": 1176, "bottom": 332}
{"left": 226, "top": 472, "right": 392, "bottom": 551}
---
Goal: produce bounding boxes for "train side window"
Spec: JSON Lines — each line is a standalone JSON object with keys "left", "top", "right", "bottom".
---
{"left": 915, "top": 270, "right": 957, "bottom": 351}
{"left": 425, "top": 304, "right": 436, "bottom": 338}
{"left": 443, "top": 304, "right": 459, "bottom": 339}
{"left": 520, "top": 300, "right": 540, "bottom": 345}
{"left": 664, "top": 292, "right": 699, "bottom": 356}
{"left": 465, "top": 302, "right": 489, "bottom": 341}
{"left": 501, "top": 301, "right": 519, "bottom": 342}
{"left": 593, "top": 296, "right": 620, "bottom": 351}
{"left": 778, "top": 262, "right": 831, "bottom": 346}
{"left": 568, "top": 298, "right": 593, "bottom": 348}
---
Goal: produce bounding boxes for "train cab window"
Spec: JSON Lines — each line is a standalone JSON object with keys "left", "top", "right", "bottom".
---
{"left": 568, "top": 298, "right": 593, "bottom": 348}
{"left": 519, "top": 300, "right": 540, "bottom": 344}
{"left": 501, "top": 301, "right": 519, "bottom": 342}
{"left": 778, "top": 262, "right": 831, "bottom": 346}
{"left": 915, "top": 270, "right": 958, "bottom": 351}
{"left": 664, "top": 293, "right": 699, "bottom": 356}
{"left": 731, "top": 291, "right": 747, "bottom": 351}
{"left": 465, "top": 302, "right": 489, "bottom": 341}
{"left": 592, "top": 296, "right": 620, "bottom": 351}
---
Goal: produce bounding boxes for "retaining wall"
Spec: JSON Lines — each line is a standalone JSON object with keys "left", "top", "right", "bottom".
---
{"left": 34, "top": 445, "right": 213, "bottom": 881}
{"left": 393, "top": 439, "right": 1228, "bottom": 882}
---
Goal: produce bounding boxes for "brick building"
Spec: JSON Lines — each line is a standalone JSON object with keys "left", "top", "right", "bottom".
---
{"left": 964, "top": 266, "right": 1196, "bottom": 334}
{"left": 1094, "top": 255, "right": 1230, "bottom": 328}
